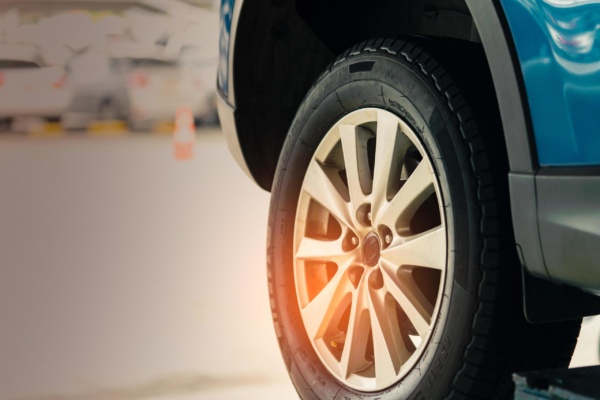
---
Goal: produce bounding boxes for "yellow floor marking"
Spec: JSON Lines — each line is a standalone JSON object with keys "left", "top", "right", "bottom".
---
{"left": 152, "top": 120, "right": 175, "bottom": 135}
{"left": 87, "top": 120, "right": 128, "bottom": 136}
{"left": 26, "top": 122, "right": 65, "bottom": 138}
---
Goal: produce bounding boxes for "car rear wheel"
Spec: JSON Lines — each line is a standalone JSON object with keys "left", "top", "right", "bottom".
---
{"left": 267, "top": 37, "right": 581, "bottom": 399}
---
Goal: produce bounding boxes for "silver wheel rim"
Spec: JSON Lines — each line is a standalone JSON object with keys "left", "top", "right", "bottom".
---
{"left": 293, "top": 108, "right": 448, "bottom": 391}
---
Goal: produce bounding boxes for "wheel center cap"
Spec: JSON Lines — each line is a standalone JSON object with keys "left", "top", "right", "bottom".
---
{"left": 363, "top": 232, "right": 381, "bottom": 267}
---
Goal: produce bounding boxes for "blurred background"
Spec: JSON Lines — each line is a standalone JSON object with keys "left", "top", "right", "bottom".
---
{"left": 0, "top": 0, "right": 219, "bottom": 134}
{"left": 0, "top": 1, "right": 598, "bottom": 399}
{"left": 0, "top": 1, "right": 296, "bottom": 399}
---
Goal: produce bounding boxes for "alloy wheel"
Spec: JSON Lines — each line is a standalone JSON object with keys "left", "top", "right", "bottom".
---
{"left": 293, "top": 108, "right": 447, "bottom": 391}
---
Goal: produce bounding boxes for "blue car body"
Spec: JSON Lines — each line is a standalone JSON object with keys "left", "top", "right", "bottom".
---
{"left": 218, "top": 0, "right": 234, "bottom": 99}
{"left": 501, "top": 0, "right": 600, "bottom": 166}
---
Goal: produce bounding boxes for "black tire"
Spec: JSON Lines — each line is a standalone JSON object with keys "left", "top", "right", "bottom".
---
{"left": 267, "top": 37, "right": 581, "bottom": 400}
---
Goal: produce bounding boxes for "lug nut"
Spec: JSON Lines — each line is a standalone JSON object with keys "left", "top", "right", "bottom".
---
{"left": 351, "top": 237, "right": 358, "bottom": 246}
{"left": 385, "top": 234, "right": 392, "bottom": 244}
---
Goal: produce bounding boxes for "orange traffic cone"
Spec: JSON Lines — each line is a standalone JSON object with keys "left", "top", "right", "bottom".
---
{"left": 173, "top": 106, "right": 195, "bottom": 160}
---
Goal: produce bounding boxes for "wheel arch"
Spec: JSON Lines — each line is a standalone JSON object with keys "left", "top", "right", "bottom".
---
{"left": 231, "top": 0, "right": 536, "bottom": 191}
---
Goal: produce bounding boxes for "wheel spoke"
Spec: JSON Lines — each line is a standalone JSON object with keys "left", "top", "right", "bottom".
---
{"left": 368, "top": 287, "right": 411, "bottom": 385}
{"left": 340, "top": 278, "right": 371, "bottom": 378}
{"left": 339, "top": 124, "right": 371, "bottom": 215}
{"left": 303, "top": 162, "right": 353, "bottom": 229}
{"left": 380, "top": 260, "right": 433, "bottom": 338}
{"left": 301, "top": 264, "right": 353, "bottom": 340}
{"left": 381, "top": 226, "right": 446, "bottom": 270}
{"left": 296, "top": 236, "right": 352, "bottom": 263}
{"left": 377, "top": 160, "right": 435, "bottom": 230}
{"left": 371, "top": 110, "right": 410, "bottom": 221}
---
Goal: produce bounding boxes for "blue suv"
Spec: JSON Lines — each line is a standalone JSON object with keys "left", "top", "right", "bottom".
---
{"left": 217, "top": 1, "right": 600, "bottom": 398}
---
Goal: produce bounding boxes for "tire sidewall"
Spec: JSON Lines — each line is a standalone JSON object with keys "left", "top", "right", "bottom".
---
{"left": 268, "top": 51, "right": 482, "bottom": 400}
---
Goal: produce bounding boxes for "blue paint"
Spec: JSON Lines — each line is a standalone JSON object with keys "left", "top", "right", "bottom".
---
{"left": 218, "top": 0, "right": 235, "bottom": 98}
{"left": 500, "top": 0, "right": 600, "bottom": 166}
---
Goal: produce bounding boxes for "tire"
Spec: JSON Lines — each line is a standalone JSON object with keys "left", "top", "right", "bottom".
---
{"left": 267, "top": 37, "right": 581, "bottom": 400}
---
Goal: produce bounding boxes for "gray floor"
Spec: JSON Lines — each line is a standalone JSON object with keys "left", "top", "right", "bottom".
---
{"left": 0, "top": 130, "right": 596, "bottom": 400}
{"left": 0, "top": 130, "right": 295, "bottom": 400}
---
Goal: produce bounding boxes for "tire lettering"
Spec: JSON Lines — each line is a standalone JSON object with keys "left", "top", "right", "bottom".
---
{"left": 444, "top": 336, "right": 452, "bottom": 349}
{"left": 299, "top": 348, "right": 308, "bottom": 361}
{"left": 427, "top": 370, "right": 437, "bottom": 389}
{"left": 389, "top": 98, "right": 424, "bottom": 133}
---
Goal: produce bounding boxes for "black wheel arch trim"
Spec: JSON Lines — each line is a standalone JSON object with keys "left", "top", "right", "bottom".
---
{"left": 466, "top": 0, "right": 538, "bottom": 174}
{"left": 467, "top": 0, "right": 549, "bottom": 280}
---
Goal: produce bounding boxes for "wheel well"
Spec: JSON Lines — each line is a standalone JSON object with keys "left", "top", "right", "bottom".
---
{"left": 233, "top": 0, "right": 489, "bottom": 191}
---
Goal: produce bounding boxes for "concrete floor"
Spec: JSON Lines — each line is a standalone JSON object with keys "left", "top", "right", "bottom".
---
{"left": 0, "top": 130, "right": 597, "bottom": 400}
{"left": 0, "top": 130, "right": 296, "bottom": 400}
